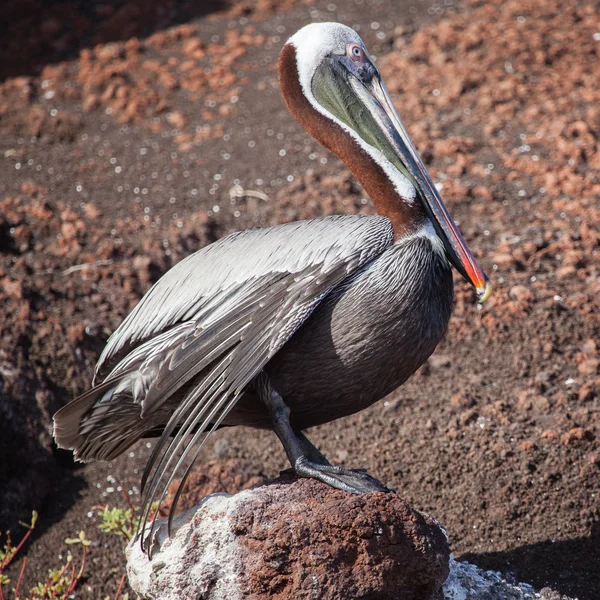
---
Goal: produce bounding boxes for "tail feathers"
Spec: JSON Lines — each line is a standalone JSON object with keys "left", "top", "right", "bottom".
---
{"left": 53, "top": 376, "right": 146, "bottom": 462}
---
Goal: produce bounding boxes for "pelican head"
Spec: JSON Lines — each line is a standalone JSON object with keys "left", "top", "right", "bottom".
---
{"left": 280, "top": 22, "right": 491, "bottom": 302}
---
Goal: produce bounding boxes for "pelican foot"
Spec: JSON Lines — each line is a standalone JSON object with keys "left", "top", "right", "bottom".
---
{"left": 294, "top": 456, "right": 391, "bottom": 494}
{"left": 257, "top": 372, "right": 392, "bottom": 495}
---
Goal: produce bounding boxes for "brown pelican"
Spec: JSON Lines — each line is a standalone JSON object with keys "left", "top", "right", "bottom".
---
{"left": 54, "top": 22, "right": 491, "bottom": 548}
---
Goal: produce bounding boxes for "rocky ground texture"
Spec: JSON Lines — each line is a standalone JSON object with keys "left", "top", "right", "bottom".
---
{"left": 0, "top": 0, "right": 598, "bottom": 598}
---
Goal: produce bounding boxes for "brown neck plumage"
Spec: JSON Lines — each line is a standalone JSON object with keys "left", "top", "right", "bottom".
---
{"left": 278, "top": 44, "right": 426, "bottom": 239}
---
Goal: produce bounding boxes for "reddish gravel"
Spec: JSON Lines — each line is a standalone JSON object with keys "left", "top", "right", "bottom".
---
{"left": 0, "top": 0, "right": 598, "bottom": 598}
{"left": 0, "top": 0, "right": 304, "bottom": 82}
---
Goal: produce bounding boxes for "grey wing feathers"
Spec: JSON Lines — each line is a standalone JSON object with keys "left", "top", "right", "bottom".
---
{"left": 54, "top": 214, "right": 393, "bottom": 550}
{"left": 94, "top": 215, "right": 392, "bottom": 382}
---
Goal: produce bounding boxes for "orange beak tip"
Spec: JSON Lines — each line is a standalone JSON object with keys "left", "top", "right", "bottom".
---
{"left": 476, "top": 276, "right": 493, "bottom": 304}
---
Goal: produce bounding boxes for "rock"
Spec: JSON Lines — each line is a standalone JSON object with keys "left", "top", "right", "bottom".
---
{"left": 167, "top": 459, "right": 268, "bottom": 513}
{"left": 166, "top": 110, "right": 186, "bottom": 129}
{"left": 1, "top": 277, "right": 23, "bottom": 298}
{"left": 517, "top": 440, "right": 536, "bottom": 453}
{"left": 428, "top": 353, "right": 452, "bottom": 369}
{"left": 581, "top": 339, "right": 597, "bottom": 356}
{"left": 443, "top": 558, "right": 576, "bottom": 599}
{"left": 541, "top": 430, "right": 560, "bottom": 442}
{"left": 509, "top": 285, "right": 534, "bottom": 303}
{"left": 578, "top": 358, "right": 599, "bottom": 376}
{"left": 561, "top": 427, "right": 594, "bottom": 446}
{"left": 450, "top": 391, "right": 476, "bottom": 409}
{"left": 127, "top": 478, "right": 450, "bottom": 600}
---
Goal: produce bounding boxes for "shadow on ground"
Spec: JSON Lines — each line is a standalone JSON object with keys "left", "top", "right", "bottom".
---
{"left": 0, "top": 0, "right": 226, "bottom": 81}
{"left": 463, "top": 526, "right": 600, "bottom": 600}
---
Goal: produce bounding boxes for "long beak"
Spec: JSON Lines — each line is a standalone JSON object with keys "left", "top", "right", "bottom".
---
{"left": 355, "top": 76, "right": 492, "bottom": 302}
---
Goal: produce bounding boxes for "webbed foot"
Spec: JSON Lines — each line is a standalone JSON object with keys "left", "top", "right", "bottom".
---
{"left": 294, "top": 456, "right": 391, "bottom": 493}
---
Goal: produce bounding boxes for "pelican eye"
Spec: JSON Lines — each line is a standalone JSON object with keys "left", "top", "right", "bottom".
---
{"left": 347, "top": 43, "right": 364, "bottom": 61}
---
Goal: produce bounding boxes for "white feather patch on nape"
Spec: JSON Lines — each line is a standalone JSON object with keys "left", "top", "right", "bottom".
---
{"left": 400, "top": 219, "right": 446, "bottom": 258}
{"left": 288, "top": 22, "right": 417, "bottom": 205}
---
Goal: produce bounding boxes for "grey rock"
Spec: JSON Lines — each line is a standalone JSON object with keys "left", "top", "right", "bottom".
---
{"left": 443, "top": 558, "right": 576, "bottom": 600}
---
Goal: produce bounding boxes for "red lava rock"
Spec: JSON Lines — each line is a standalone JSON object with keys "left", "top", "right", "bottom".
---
{"left": 10, "top": 224, "right": 31, "bottom": 252}
{"left": 182, "top": 38, "right": 204, "bottom": 57}
{"left": 578, "top": 359, "right": 599, "bottom": 376}
{"left": 581, "top": 339, "right": 597, "bottom": 356}
{"left": 561, "top": 427, "right": 594, "bottom": 446}
{"left": 1, "top": 277, "right": 23, "bottom": 298}
{"left": 509, "top": 285, "right": 534, "bottom": 303}
{"left": 82, "top": 93, "right": 99, "bottom": 112}
{"left": 83, "top": 203, "right": 102, "bottom": 220}
{"left": 473, "top": 186, "right": 493, "bottom": 202}
{"left": 518, "top": 440, "right": 536, "bottom": 452}
{"left": 450, "top": 391, "right": 476, "bottom": 409}
{"left": 578, "top": 384, "right": 596, "bottom": 402}
{"left": 166, "top": 110, "right": 186, "bottom": 129}
{"left": 428, "top": 353, "right": 452, "bottom": 369}
{"left": 132, "top": 255, "right": 153, "bottom": 282}
{"left": 165, "top": 459, "right": 268, "bottom": 514}
{"left": 555, "top": 266, "right": 576, "bottom": 280}
{"left": 67, "top": 323, "right": 85, "bottom": 345}
{"left": 493, "top": 252, "right": 515, "bottom": 267}
{"left": 60, "top": 221, "right": 78, "bottom": 241}
{"left": 127, "top": 479, "right": 450, "bottom": 600}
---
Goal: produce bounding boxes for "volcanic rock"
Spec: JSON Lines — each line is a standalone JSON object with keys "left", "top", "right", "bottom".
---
{"left": 443, "top": 558, "right": 576, "bottom": 600}
{"left": 126, "top": 478, "right": 450, "bottom": 600}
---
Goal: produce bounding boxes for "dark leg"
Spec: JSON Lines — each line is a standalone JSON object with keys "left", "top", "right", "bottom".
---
{"left": 294, "top": 431, "right": 332, "bottom": 465}
{"left": 257, "top": 373, "right": 390, "bottom": 494}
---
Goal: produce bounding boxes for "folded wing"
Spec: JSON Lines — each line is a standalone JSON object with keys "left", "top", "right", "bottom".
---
{"left": 53, "top": 214, "right": 393, "bottom": 548}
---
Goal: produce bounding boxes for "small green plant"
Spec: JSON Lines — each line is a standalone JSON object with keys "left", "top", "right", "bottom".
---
{"left": 95, "top": 506, "right": 139, "bottom": 542}
{"left": 94, "top": 483, "right": 164, "bottom": 543}
{"left": 28, "top": 531, "right": 90, "bottom": 600}
{"left": 0, "top": 485, "right": 168, "bottom": 599}
{"left": 0, "top": 513, "right": 91, "bottom": 600}
{"left": 94, "top": 482, "right": 140, "bottom": 542}
{"left": 91, "top": 484, "right": 163, "bottom": 599}
{"left": 0, "top": 511, "right": 37, "bottom": 600}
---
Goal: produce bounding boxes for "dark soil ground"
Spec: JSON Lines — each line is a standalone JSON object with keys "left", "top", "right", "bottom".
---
{"left": 0, "top": 0, "right": 598, "bottom": 598}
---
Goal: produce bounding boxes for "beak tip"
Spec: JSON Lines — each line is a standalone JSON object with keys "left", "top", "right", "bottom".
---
{"left": 476, "top": 276, "right": 493, "bottom": 303}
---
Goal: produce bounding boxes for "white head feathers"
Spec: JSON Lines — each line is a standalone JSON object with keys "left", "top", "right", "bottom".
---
{"left": 288, "top": 22, "right": 363, "bottom": 100}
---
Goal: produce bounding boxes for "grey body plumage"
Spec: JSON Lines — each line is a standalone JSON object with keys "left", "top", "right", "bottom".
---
{"left": 56, "top": 214, "right": 451, "bottom": 448}
{"left": 248, "top": 224, "right": 453, "bottom": 431}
